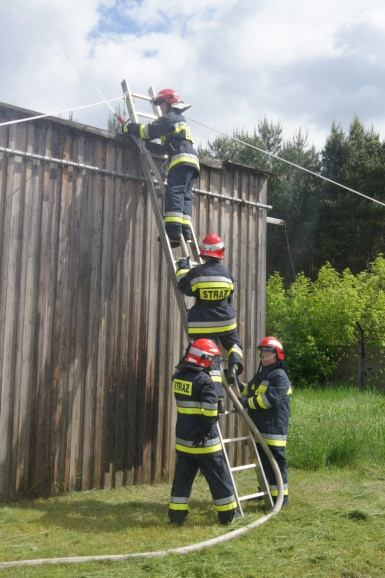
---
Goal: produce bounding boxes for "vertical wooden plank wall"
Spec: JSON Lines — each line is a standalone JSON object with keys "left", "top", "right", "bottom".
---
{"left": 0, "top": 104, "right": 268, "bottom": 498}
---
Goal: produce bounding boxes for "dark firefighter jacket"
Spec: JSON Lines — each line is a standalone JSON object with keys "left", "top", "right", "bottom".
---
{"left": 136, "top": 110, "right": 200, "bottom": 174}
{"left": 240, "top": 361, "right": 292, "bottom": 447}
{"left": 176, "top": 259, "right": 237, "bottom": 336}
{"left": 172, "top": 363, "right": 222, "bottom": 455}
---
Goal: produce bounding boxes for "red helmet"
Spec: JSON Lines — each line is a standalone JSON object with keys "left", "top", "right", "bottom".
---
{"left": 152, "top": 88, "right": 183, "bottom": 106}
{"left": 199, "top": 233, "right": 225, "bottom": 260}
{"left": 184, "top": 338, "right": 221, "bottom": 369}
{"left": 257, "top": 336, "right": 284, "bottom": 360}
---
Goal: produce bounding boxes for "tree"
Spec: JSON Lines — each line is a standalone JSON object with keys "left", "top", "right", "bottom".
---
{"left": 201, "top": 123, "right": 322, "bottom": 279}
{"left": 315, "top": 118, "right": 385, "bottom": 272}
{"left": 202, "top": 116, "right": 385, "bottom": 279}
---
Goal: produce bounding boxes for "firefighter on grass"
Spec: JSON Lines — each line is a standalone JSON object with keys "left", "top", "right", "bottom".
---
{"left": 239, "top": 336, "right": 292, "bottom": 506}
{"left": 168, "top": 338, "right": 238, "bottom": 526}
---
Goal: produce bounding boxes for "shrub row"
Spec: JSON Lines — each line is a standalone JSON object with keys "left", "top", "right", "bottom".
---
{"left": 266, "top": 255, "right": 385, "bottom": 384}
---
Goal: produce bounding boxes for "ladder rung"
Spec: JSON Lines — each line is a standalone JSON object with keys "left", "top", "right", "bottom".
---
{"left": 136, "top": 111, "right": 158, "bottom": 120}
{"left": 230, "top": 463, "right": 256, "bottom": 472}
{"left": 131, "top": 92, "right": 153, "bottom": 102}
{"left": 239, "top": 491, "right": 265, "bottom": 501}
{"left": 222, "top": 436, "right": 249, "bottom": 443}
{"left": 221, "top": 409, "right": 237, "bottom": 416}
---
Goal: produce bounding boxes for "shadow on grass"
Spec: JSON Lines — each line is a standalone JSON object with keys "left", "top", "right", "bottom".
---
{"left": 9, "top": 497, "right": 231, "bottom": 534}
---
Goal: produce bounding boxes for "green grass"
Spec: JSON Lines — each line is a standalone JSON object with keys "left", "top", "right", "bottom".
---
{"left": 288, "top": 386, "right": 385, "bottom": 469}
{"left": 0, "top": 387, "right": 384, "bottom": 577}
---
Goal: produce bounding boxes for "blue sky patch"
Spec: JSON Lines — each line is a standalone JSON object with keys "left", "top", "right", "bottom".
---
{"left": 89, "top": 2, "right": 141, "bottom": 38}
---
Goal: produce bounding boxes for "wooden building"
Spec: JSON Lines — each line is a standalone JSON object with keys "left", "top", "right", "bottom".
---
{"left": 0, "top": 102, "right": 269, "bottom": 498}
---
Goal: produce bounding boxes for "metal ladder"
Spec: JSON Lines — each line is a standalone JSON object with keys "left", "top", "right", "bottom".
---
{"left": 218, "top": 378, "right": 274, "bottom": 515}
{"left": 120, "top": 80, "right": 273, "bottom": 515}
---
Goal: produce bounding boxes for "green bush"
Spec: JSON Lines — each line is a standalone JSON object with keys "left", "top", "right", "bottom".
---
{"left": 266, "top": 255, "right": 385, "bottom": 384}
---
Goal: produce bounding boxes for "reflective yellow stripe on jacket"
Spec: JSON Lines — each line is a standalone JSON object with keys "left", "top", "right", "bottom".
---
{"left": 188, "top": 319, "right": 237, "bottom": 335}
{"left": 168, "top": 153, "right": 200, "bottom": 172}
{"left": 175, "top": 436, "right": 222, "bottom": 454}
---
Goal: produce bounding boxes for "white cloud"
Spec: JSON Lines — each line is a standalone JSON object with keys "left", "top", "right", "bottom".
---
{"left": 1, "top": 0, "right": 385, "bottom": 149}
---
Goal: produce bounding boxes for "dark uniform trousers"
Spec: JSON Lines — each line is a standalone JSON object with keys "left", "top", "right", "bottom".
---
{"left": 166, "top": 165, "right": 197, "bottom": 242}
{"left": 169, "top": 450, "right": 237, "bottom": 526}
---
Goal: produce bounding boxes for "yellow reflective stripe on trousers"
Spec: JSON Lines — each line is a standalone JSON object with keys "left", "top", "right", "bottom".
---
{"left": 254, "top": 431, "right": 287, "bottom": 447}
{"left": 270, "top": 485, "right": 288, "bottom": 496}
{"left": 177, "top": 408, "right": 203, "bottom": 415}
{"left": 175, "top": 443, "right": 222, "bottom": 454}
{"left": 164, "top": 216, "right": 184, "bottom": 224}
{"left": 265, "top": 438, "right": 287, "bottom": 447}
{"left": 169, "top": 503, "right": 189, "bottom": 510}
{"left": 214, "top": 501, "right": 238, "bottom": 512}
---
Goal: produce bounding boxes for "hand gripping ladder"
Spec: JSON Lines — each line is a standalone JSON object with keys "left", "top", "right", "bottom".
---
{"left": 121, "top": 80, "right": 275, "bottom": 515}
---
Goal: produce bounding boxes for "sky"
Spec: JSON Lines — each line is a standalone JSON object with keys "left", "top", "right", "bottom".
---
{"left": 1, "top": 0, "right": 385, "bottom": 150}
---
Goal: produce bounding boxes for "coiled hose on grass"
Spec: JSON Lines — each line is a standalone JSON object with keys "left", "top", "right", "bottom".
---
{"left": 0, "top": 384, "right": 284, "bottom": 570}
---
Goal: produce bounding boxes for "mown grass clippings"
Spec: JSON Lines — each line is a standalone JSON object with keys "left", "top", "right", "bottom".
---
{"left": 0, "top": 387, "right": 384, "bottom": 577}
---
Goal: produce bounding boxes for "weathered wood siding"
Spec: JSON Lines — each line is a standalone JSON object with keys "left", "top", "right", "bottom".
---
{"left": 0, "top": 103, "right": 268, "bottom": 498}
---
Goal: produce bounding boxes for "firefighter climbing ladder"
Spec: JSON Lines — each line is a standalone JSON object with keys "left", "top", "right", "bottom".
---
{"left": 121, "top": 79, "right": 202, "bottom": 332}
{"left": 121, "top": 80, "right": 273, "bottom": 516}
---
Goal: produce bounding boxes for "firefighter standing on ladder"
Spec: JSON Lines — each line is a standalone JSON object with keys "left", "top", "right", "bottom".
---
{"left": 122, "top": 88, "right": 200, "bottom": 247}
{"left": 175, "top": 233, "right": 243, "bottom": 409}
{"left": 169, "top": 338, "right": 238, "bottom": 526}
{"left": 238, "top": 336, "right": 292, "bottom": 506}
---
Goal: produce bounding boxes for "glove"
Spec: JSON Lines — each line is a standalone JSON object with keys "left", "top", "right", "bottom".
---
{"left": 235, "top": 362, "right": 243, "bottom": 375}
{"left": 176, "top": 257, "right": 190, "bottom": 270}
{"left": 237, "top": 397, "right": 249, "bottom": 409}
{"left": 229, "top": 362, "right": 243, "bottom": 376}
{"left": 224, "top": 367, "right": 236, "bottom": 385}
{"left": 122, "top": 121, "right": 140, "bottom": 136}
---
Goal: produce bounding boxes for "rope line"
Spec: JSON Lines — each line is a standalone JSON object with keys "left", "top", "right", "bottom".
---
{"left": 283, "top": 223, "right": 296, "bottom": 281}
{"left": 0, "top": 95, "right": 124, "bottom": 128}
{"left": 0, "top": 93, "right": 383, "bottom": 208}
{"left": 186, "top": 117, "right": 385, "bottom": 209}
